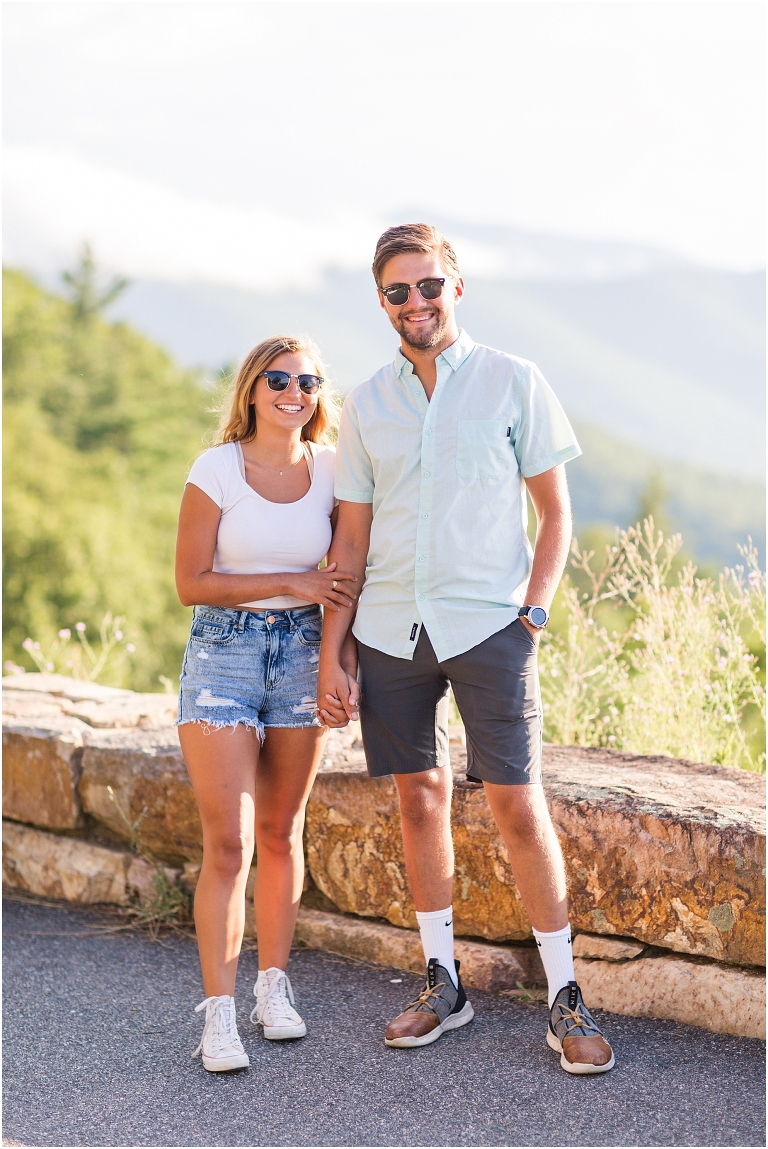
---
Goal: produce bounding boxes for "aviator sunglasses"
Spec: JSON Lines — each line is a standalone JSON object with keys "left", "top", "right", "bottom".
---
{"left": 379, "top": 277, "right": 446, "bottom": 306}
{"left": 260, "top": 371, "right": 324, "bottom": 395}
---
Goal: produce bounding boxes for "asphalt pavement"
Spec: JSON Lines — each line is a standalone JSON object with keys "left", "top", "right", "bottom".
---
{"left": 3, "top": 897, "right": 765, "bottom": 1148}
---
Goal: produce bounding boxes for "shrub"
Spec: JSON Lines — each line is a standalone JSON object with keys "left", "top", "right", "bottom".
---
{"left": 539, "top": 520, "right": 765, "bottom": 771}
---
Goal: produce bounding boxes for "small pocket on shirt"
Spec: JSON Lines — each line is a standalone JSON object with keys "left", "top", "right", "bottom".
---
{"left": 455, "top": 419, "right": 511, "bottom": 484}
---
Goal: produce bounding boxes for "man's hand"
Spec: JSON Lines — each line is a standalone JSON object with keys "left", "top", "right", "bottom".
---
{"left": 317, "top": 661, "right": 359, "bottom": 727}
{"left": 518, "top": 616, "right": 543, "bottom": 644}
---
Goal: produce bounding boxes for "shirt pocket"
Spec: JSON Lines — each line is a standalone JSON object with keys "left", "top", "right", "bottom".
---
{"left": 455, "top": 419, "right": 511, "bottom": 484}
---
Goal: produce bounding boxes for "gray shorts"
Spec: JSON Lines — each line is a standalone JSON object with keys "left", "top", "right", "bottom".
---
{"left": 357, "top": 619, "right": 542, "bottom": 786}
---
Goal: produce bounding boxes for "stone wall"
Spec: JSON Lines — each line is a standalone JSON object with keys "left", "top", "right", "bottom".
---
{"left": 2, "top": 672, "right": 765, "bottom": 1036}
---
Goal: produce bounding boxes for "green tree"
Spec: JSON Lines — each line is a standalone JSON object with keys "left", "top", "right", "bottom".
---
{"left": 61, "top": 242, "right": 129, "bottom": 322}
{"left": 2, "top": 266, "right": 216, "bottom": 690}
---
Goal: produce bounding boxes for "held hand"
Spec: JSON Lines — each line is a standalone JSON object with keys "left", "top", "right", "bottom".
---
{"left": 317, "top": 662, "right": 359, "bottom": 728}
{"left": 286, "top": 563, "right": 358, "bottom": 611}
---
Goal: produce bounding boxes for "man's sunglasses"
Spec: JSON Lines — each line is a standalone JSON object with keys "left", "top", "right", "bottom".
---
{"left": 260, "top": 371, "right": 324, "bottom": 395}
{"left": 379, "top": 278, "right": 446, "bottom": 306}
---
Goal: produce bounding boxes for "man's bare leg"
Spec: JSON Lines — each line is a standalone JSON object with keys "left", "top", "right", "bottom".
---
{"left": 394, "top": 768, "right": 453, "bottom": 911}
{"left": 484, "top": 780, "right": 613, "bottom": 1072}
{"left": 482, "top": 782, "right": 567, "bottom": 931}
{"left": 384, "top": 766, "right": 474, "bottom": 1048}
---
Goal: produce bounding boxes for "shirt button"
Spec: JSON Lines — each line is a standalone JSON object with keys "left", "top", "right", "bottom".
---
{"left": 422, "top": 513, "right": 429, "bottom": 519}
{"left": 419, "top": 556, "right": 426, "bottom": 561}
{"left": 423, "top": 470, "right": 430, "bottom": 477}
{"left": 267, "top": 615, "right": 276, "bottom": 624}
{"left": 424, "top": 430, "right": 432, "bottom": 436}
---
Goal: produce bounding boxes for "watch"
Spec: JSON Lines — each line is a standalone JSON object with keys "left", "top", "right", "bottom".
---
{"left": 519, "top": 604, "right": 549, "bottom": 629}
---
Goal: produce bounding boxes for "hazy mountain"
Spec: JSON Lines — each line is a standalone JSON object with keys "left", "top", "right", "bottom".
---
{"left": 567, "top": 422, "right": 764, "bottom": 566}
{"left": 110, "top": 263, "right": 765, "bottom": 478}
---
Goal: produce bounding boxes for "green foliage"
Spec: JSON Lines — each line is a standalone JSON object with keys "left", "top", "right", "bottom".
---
{"left": 3, "top": 265, "right": 215, "bottom": 689}
{"left": 540, "top": 522, "right": 766, "bottom": 771}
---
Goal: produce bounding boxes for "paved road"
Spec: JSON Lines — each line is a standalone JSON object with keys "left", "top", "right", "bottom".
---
{"left": 3, "top": 898, "right": 765, "bottom": 1148}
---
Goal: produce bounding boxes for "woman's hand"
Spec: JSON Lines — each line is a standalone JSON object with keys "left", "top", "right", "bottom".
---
{"left": 284, "top": 563, "right": 358, "bottom": 611}
{"left": 317, "top": 660, "right": 359, "bottom": 727}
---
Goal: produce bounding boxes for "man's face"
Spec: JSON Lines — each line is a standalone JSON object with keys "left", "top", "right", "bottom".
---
{"left": 378, "top": 251, "right": 464, "bottom": 352}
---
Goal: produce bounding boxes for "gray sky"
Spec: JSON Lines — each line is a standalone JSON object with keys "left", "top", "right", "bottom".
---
{"left": 4, "top": 1, "right": 765, "bottom": 287}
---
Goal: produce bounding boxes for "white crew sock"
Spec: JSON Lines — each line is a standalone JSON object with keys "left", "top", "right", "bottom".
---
{"left": 415, "top": 906, "right": 457, "bottom": 987}
{"left": 532, "top": 923, "right": 575, "bottom": 1008}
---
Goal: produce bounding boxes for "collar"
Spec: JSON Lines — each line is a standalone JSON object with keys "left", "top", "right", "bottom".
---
{"left": 395, "top": 329, "right": 475, "bottom": 379}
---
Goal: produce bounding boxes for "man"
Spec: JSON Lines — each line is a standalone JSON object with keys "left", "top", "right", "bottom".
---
{"left": 318, "top": 223, "right": 613, "bottom": 1075}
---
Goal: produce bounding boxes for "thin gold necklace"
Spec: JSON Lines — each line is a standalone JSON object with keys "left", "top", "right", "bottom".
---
{"left": 248, "top": 445, "right": 305, "bottom": 477}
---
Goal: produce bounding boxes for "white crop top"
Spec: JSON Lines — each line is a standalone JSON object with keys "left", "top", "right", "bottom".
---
{"left": 186, "top": 440, "right": 336, "bottom": 609}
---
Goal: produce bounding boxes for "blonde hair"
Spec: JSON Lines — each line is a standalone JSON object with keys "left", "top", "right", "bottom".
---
{"left": 372, "top": 223, "right": 461, "bottom": 288}
{"left": 215, "top": 335, "right": 338, "bottom": 445}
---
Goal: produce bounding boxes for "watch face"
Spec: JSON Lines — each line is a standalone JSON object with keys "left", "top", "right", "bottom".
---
{"left": 529, "top": 606, "right": 548, "bottom": 627}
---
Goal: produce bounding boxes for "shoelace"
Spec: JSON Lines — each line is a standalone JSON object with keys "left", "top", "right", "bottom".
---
{"left": 554, "top": 1002, "right": 601, "bottom": 1039}
{"left": 192, "top": 995, "right": 240, "bottom": 1058}
{"left": 250, "top": 971, "right": 299, "bottom": 1025}
{"left": 404, "top": 981, "right": 446, "bottom": 1016}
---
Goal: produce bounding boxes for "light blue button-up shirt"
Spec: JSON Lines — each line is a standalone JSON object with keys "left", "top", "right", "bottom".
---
{"left": 334, "top": 330, "right": 581, "bottom": 661}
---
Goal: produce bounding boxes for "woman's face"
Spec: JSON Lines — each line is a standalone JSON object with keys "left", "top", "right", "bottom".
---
{"left": 250, "top": 351, "right": 321, "bottom": 435}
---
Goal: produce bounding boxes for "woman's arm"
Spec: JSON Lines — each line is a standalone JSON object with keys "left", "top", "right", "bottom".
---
{"left": 175, "top": 483, "right": 358, "bottom": 610}
{"left": 317, "top": 501, "right": 373, "bottom": 725}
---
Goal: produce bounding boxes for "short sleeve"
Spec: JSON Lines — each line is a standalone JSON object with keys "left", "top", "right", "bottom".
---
{"left": 186, "top": 447, "right": 229, "bottom": 508}
{"left": 334, "top": 399, "right": 374, "bottom": 503}
{"left": 512, "top": 363, "right": 581, "bottom": 478}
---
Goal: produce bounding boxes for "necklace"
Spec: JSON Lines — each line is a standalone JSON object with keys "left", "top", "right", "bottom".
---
{"left": 248, "top": 445, "right": 306, "bottom": 477}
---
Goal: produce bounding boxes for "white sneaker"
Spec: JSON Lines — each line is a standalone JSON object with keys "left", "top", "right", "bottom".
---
{"left": 251, "top": 967, "right": 307, "bottom": 1040}
{"left": 192, "top": 995, "right": 250, "bottom": 1072}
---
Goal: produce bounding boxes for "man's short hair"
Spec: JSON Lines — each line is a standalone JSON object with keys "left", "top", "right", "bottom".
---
{"left": 372, "top": 223, "right": 461, "bottom": 288}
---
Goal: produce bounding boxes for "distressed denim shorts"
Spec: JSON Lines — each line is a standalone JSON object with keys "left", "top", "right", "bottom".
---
{"left": 177, "top": 605, "right": 323, "bottom": 738}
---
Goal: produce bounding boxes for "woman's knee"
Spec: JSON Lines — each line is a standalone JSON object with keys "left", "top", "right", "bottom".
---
{"left": 204, "top": 829, "right": 254, "bottom": 878}
{"left": 255, "top": 813, "right": 302, "bottom": 858}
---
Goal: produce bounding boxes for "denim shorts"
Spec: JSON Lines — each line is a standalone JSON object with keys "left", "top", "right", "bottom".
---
{"left": 177, "top": 605, "right": 324, "bottom": 738}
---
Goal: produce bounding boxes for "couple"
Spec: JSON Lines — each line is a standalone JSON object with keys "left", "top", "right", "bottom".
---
{"left": 175, "top": 223, "right": 614, "bottom": 1078}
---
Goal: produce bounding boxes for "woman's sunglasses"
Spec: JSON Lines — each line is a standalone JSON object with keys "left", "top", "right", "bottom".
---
{"left": 379, "top": 278, "right": 446, "bottom": 306}
{"left": 260, "top": 371, "right": 324, "bottom": 395}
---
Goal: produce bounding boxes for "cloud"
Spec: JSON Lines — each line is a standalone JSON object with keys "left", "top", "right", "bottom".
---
{"left": 3, "top": 145, "right": 386, "bottom": 290}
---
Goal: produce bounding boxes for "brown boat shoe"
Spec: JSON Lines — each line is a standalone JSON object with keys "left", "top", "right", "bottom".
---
{"left": 385, "top": 959, "right": 475, "bottom": 1048}
{"left": 546, "top": 981, "right": 615, "bottom": 1074}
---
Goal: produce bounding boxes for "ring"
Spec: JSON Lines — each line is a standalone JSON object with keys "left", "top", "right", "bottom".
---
{"left": 332, "top": 580, "right": 338, "bottom": 588}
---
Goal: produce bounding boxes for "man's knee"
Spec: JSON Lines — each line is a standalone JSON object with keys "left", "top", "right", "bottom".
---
{"left": 396, "top": 768, "right": 451, "bottom": 825}
{"left": 489, "top": 784, "right": 551, "bottom": 841}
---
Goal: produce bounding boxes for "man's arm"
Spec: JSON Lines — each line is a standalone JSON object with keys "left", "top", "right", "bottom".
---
{"left": 317, "top": 501, "right": 373, "bottom": 725}
{"left": 521, "top": 464, "right": 573, "bottom": 640}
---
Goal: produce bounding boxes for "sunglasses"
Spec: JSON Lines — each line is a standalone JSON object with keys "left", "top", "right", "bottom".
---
{"left": 379, "top": 278, "right": 446, "bottom": 306}
{"left": 260, "top": 371, "right": 324, "bottom": 395}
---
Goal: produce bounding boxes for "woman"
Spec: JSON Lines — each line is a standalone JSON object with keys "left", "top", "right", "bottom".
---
{"left": 175, "top": 335, "right": 357, "bottom": 1072}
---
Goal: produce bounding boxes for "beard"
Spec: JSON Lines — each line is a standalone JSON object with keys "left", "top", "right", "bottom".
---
{"left": 393, "top": 307, "right": 452, "bottom": 351}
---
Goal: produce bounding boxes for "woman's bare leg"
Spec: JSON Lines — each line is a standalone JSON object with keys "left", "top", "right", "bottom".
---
{"left": 253, "top": 726, "right": 327, "bottom": 970}
{"left": 179, "top": 722, "right": 260, "bottom": 997}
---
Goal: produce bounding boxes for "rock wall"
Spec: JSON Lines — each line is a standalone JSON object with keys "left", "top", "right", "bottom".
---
{"left": 306, "top": 746, "right": 765, "bottom": 967}
{"left": 3, "top": 673, "right": 766, "bottom": 971}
